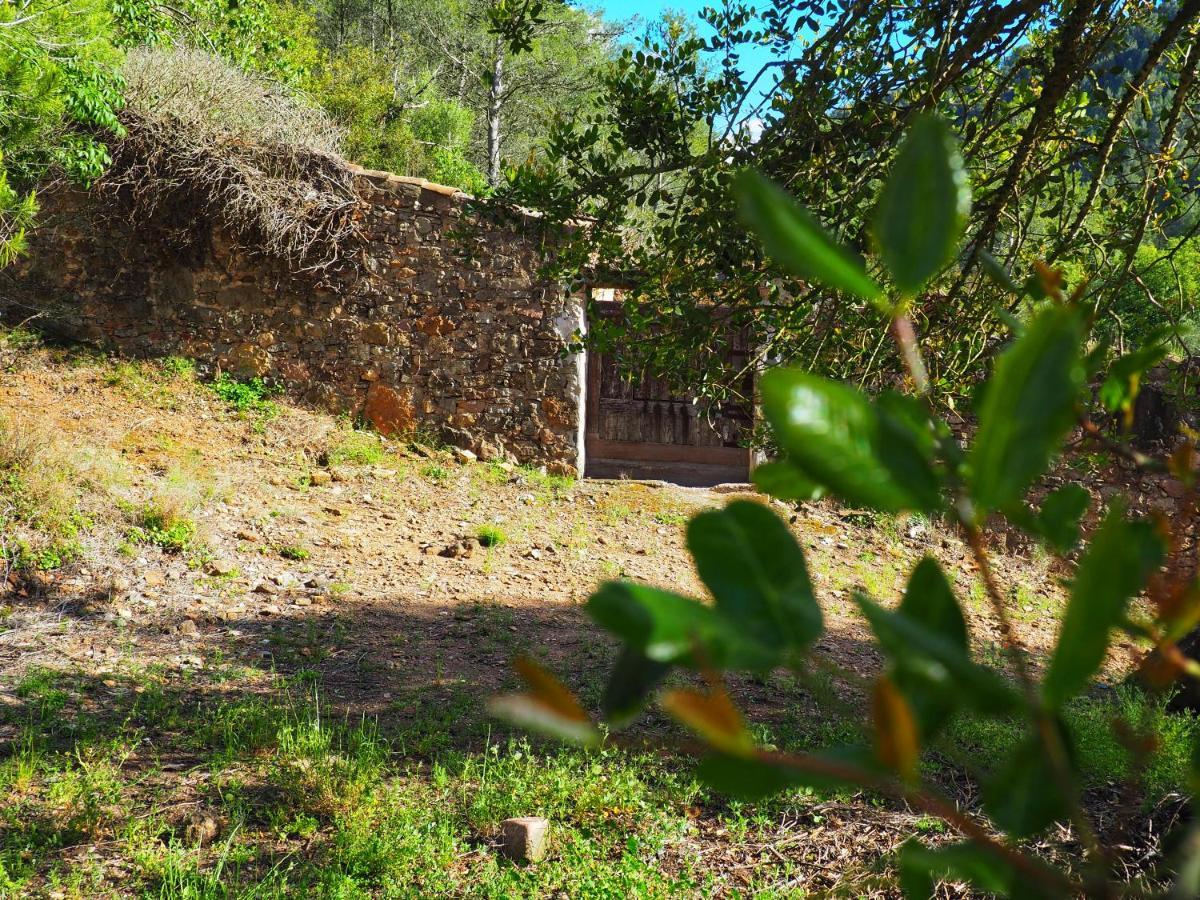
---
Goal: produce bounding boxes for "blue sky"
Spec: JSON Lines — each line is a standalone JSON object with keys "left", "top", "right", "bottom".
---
{"left": 593, "top": 0, "right": 777, "bottom": 70}
{"left": 590, "top": 0, "right": 785, "bottom": 121}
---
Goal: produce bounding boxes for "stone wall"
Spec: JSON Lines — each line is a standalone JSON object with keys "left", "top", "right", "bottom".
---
{"left": 4, "top": 166, "right": 585, "bottom": 473}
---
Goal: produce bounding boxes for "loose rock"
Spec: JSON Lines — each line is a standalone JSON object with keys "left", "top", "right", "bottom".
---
{"left": 499, "top": 816, "right": 549, "bottom": 864}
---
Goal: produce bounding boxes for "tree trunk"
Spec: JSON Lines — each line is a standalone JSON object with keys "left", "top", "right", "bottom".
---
{"left": 487, "top": 42, "right": 505, "bottom": 186}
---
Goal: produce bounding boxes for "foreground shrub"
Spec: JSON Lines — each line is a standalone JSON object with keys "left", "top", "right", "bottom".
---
{"left": 496, "top": 116, "right": 1200, "bottom": 897}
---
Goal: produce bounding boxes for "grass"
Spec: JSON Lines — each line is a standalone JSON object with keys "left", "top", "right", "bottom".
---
{"left": 0, "top": 416, "right": 91, "bottom": 571}
{"left": 103, "top": 356, "right": 196, "bottom": 410}
{"left": 421, "top": 463, "right": 450, "bottom": 483}
{"left": 209, "top": 374, "right": 281, "bottom": 432}
{"left": 326, "top": 430, "right": 387, "bottom": 467}
{"left": 0, "top": 666, "right": 724, "bottom": 897}
{"left": 941, "top": 683, "right": 1200, "bottom": 801}
{"left": 477, "top": 524, "right": 508, "bottom": 548}
{"left": 278, "top": 544, "right": 311, "bottom": 561}
{"left": 123, "top": 496, "right": 199, "bottom": 554}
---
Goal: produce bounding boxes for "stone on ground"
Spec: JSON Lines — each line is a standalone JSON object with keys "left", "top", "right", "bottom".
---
{"left": 499, "top": 816, "right": 549, "bottom": 863}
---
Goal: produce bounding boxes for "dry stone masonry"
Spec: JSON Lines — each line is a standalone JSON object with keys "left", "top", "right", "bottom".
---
{"left": 5, "top": 167, "right": 585, "bottom": 473}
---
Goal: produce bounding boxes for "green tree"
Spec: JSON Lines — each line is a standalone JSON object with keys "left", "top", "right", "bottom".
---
{"left": 495, "top": 113, "right": 1200, "bottom": 898}
{"left": 0, "top": 0, "right": 124, "bottom": 265}
{"left": 306, "top": 0, "right": 617, "bottom": 188}
{"left": 498, "top": 0, "right": 1200, "bottom": 400}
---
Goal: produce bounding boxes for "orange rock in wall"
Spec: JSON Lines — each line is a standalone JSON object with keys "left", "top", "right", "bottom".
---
{"left": 364, "top": 383, "right": 416, "bottom": 436}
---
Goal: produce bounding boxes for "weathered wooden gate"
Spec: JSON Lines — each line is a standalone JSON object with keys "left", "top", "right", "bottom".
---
{"left": 583, "top": 302, "right": 753, "bottom": 486}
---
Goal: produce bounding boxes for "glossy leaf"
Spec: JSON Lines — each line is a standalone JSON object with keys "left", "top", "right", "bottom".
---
{"left": 856, "top": 592, "right": 1020, "bottom": 717}
{"left": 751, "top": 460, "right": 825, "bottom": 502}
{"left": 687, "top": 500, "right": 822, "bottom": 655}
{"left": 871, "top": 114, "right": 971, "bottom": 295}
{"left": 586, "top": 581, "right": 773, "bottom": 670}
{"left": 967, "top": 305, "right": 1086, "bottom": 516}
{"left": 662, "top": 687, "right": 755, "bottom": 756}
{"left": 601, "top": 645, "right": 670, "bottom": 728}
{"left": 489, "top": 657, "right": 599, "bottom": 745}
{"left": 899, "top": 556, "right": 968, "bottom": 650}
{"left": 872, "top": 676, "right": 920, "bottom": 782}
{"left": 697, "top": 748, "right": 871, "bottom": 799}
{"left": 1036, "top": 484, "right": 1090, "bottom": 553}
{"left": 1043, "top": 510, "right": 1164, "bottom": 707}
{"left": 1099, "top": 331, "right": 1170, "bottom": 426}
{"left": 983, "top": 730, "right": 1073, "bottom": 838}
{"left": 762, "top": 370, "right": 941, "bottom": 513}
{"left": 488, "top": 693, "right": 600, "bottom": 745}
{"left": 898, "top": 839, "right": 1021, "bottom": 898}
{"left": 735, "top": 170, "right": 885, "bottom": 305}
{"left": 890, "top": 557, "right": 971, "bottom": 738}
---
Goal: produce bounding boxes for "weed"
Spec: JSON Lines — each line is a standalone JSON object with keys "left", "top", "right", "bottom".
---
{"left": 0, "top": 416, "right": 90, "bottom": 570}
{"left": 278, "top": 544, "right": 311, "bottom": 561}
{"left": 477, "top": 524, "right": 507, "bottom": 548}
{"left": 421, "top": 463, "right": 450, "bottom": 483}
{"left": 652, "top": 510, "right": 689, "bottom": 527}
{"left": 327, "top": 430, "right": 386, "bottom": 466}
{"left": 124, "top": 498, "right": 198, "bottom": 553}
{"left": 209, "top": 375, "right": 281, "bottom": 432}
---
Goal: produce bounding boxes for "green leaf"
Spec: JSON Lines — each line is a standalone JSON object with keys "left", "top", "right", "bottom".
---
{"left": 978, "top": 249, "right": 1022, "bottom": 297}
{"left": 488, "top": 693, "right": 600, "bottom": 745}
{"left": 586, "top": 581, "right": 774, "bottom": 670}
{"left": 898, "top": 839, "right": 1022, "bottom": 899}
{"left": 734, "top": 170, "right": 885, "bottom": 306}
{"left": 1042, "top": 510, "right": 1164, "bottom": 707}
{"left": 1099, "top": 330, "right": 1170, "bottom": 418}
{"left": 899, "top": 557, "right": 968, "bottom": 651}
{"left": 600, "top": 645, "right": 670, "bottom": 728}
{"left": 762, "top": 371, "right": 942, "bottom": 513}
{"left": 697, "top": 748, "right": 870, "bottom": 800}
{"left": 967, "top": 305, "right": 1086, "bottom": 516}
{"left": 751, "top": 460, "right": 825, "bottom": 502}
{"left": 888, "top": 558, "right": 974, "bottom": 738}
{"left": 1035, "top": 484, "right": 1090, "bottom": 553}
{"left": 982, "top": 730, "right": 1073, "bottom": 838}
{"left": 856, "top": 592, "right": 1020, "bottom": 718}
{"left": 687, "top": 500, "right": 823, "bottom": 656}
{"left": 871, "top": 115, "right": 971, "bottom": 295}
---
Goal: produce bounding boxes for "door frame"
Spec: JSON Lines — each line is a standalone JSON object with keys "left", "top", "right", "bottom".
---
{"left": 581, "top": 295, "right": 753, "bottom": 481}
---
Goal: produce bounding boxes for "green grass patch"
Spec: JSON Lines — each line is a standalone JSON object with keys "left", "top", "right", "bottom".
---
{"left": 124, "top": 499, "right": 198, "bottom": 553}
{"left": 477, "top": 524, "right": 508, "bottom": 548}
{"left": 209, "top": 375, "right": 281, "bottom": 432}
{"left": 421, "top": 463, "right": 450, "bottom": 483}
{"left": 0, "top": 417, "right": 91, "bottom": 571}
{"left": 327, "top": 430, "right": 387, "bottom": 466}
{"left": 0, "top": 668, "right": 723, "bottom": 897}
{"left": 942, "top": 683, "right": 1200, "bottom": 802}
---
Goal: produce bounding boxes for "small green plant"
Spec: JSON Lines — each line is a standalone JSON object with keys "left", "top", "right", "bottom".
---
{"left": 161, "top": 356, "right": 196, "bottom": 379}
{"left": 125, "top": 500, "right": 197, "bottom": 553}
{"left": 328, "top": 431, "right": 386, "bottom": 466}
{"left": 209, "top": 374, "right": 281, "bottom": 416}
{"left": 652, "top": 510, "right": 689, "bottom": 527}
{"left": 477, "top": 524, "right": 507, "bottom": 548}
{"left": 278, "top": 544, "right": 311, "bottom": 561}
{"left": 0, "top": 417, "right": 91, "bottom": 570}
{"left": 421, "top": 463, "right": 450, "bottom": 483}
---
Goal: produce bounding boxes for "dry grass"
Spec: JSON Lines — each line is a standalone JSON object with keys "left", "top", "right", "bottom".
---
{"left": 0, "top": 415, "right": 85, "bottom": 573}
{"left": 101, "top": 48, "right": 359, "bottom": 272}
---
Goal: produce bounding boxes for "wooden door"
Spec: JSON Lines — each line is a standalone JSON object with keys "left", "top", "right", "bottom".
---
{"left": 584, "top": 303, "right": 753, "bottom": 486}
